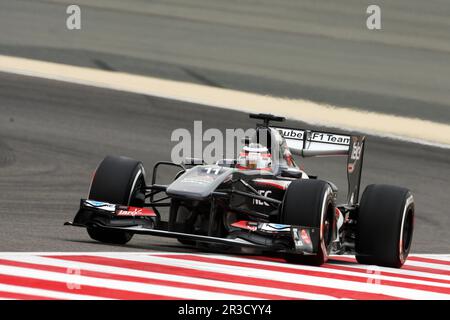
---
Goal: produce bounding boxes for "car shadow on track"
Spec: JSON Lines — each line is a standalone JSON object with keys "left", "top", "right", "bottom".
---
{"left": 51, "top": 237, "right": 201, "bottom": 253}
{"left": 56, "top": 237, "right": 359, "bottom": 267}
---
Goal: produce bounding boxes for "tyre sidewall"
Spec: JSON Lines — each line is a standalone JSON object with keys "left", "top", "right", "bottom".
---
{"left": 87, "top": 156, "right": 146, "bottom": 244}
{"left": 281, "top": 180, "right": 335, "bottom": 265}
{"left": 356, "top": 184, "right": 414, "bottom": 268}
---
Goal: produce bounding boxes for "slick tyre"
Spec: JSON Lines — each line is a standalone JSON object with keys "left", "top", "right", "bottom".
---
{"left": 281, "top": 180, "right": 335, "bottom": 266}
{"left": 87, "top": 156, "right": 146, "bottom": 245}
{"left": 173, "top": 205, "right": 196, "bottom": 246}
{"left": 356, "top": 184, "right": 414, "bottom": 268}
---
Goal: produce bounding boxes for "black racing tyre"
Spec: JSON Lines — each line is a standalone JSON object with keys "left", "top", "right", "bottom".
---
{"left": 87, "top": 156, "right": 146, "bottom": 245}
{"left": 356, "top": 184, "right": 414, "bottom": 268}
{"left": 174, "top": 205, "right": 196, "bottom": 246}
{"left": 280, "top": 179, "right": 335, "bottom": 266}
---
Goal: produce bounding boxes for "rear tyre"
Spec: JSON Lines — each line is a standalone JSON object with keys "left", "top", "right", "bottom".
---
{"left": 87, "top": 156, "right": 146, "bottom": 245}
{"left": 356, "top": 184, "right": 414, "bottom": 268}
{"left": 280, "top": 180, "right": 335, "bottom": 266}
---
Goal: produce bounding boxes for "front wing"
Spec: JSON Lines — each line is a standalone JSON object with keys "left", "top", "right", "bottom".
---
{"left": 66, "top": 199, "right": 321, "bottom": 254}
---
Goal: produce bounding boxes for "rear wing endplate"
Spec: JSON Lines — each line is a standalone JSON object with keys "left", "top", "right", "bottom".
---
{"left": 272, "top": 126, "right": 365, "bottom": 205}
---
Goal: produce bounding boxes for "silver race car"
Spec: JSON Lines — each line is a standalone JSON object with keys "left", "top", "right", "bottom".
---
{"left": 66, "top": 113, "right": 415, "bottom": 268}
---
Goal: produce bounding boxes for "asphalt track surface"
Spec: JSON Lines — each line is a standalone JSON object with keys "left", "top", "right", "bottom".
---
{"left": 0, "top": 1, "right": 448, "bottom": 254}
{"left": 1, "top": 0, "right": 450, "bottom": 123}
{"left": 0, "top": 72, "right": 449, "bottom": 253}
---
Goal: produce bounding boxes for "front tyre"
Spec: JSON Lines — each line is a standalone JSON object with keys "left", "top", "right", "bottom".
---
{"left": 87, "top": 156, "right": 146, "bottom": 245}
{"left": 170, "top": 203, "right": 196, "bottom": 246}
{"left": 281, "top": 180, "right": 335, "bottom": 266}
{"left": 356, "top": 184, "right": 414, "bottom": 268}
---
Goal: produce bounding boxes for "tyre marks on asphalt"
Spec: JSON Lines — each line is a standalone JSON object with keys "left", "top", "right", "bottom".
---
{"left": 0, "top": 252, "right": 448, "bottom": 300}
{"left": 0, "top": 139, "right": 15, "bottom": 168}
{"left": 1, "top": 54, "right": 450, "bottom": 147}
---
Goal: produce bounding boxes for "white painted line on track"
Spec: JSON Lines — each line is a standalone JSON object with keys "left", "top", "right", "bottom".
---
{"left": 0, "top": 55, "right": 449, "bottom": 148}
{"left": 199, "top": 254, "right": 450, "bottom": 282}
{"left": 0, "top": 253, "right": 449, "bottom": 300}
{"left": 404, "top": 260, "right": 450, "bottom": 271}
{"left": 0, "top": 283, "right": 111, "bottom": 300}
{"left": 0, "top": 251, "right": 185, "bottom": 256}
{"left": 0, "top": 255, "right": 335, "bottom": 300}
{"left": 160, "top": 255, "right": 450, "bottom": 288}
{"left": 0, "top": 252, "right": 446, "bottom": 257}
{"left": 99, "top": 254, "right": 450, "bottom": 300}
{"left": 0, "top": 264, "right": 260, "bottom": 300}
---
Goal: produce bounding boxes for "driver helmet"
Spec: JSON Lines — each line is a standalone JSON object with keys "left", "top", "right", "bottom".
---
{"left": 238, "top": 143, "right": 272, "bottom": 170}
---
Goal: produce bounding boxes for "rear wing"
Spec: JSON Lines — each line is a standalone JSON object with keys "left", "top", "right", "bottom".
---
{"left": 272, "top": 126, "right": 365, "bottom": 205}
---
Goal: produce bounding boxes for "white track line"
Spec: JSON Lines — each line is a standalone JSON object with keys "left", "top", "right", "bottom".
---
{"left": 0, "top": 252, "right": 185, "bottom": 256}
{"left": 100, "top": 254, "right": 450, "bottom": 300}
{"left": 0, "top": 253, "right": 449, "bottom": 300}
{"left": 0, "top": 283, "right": 110, "bottom": 300}
{"left": 330, "top": 262, "right": 450, "bottom": 281}
{"left": 404, "top": 260, "right": 450, "bottom": 271}
{"left": 0, "top": 252, "right": 446, "bottom": 257}
{"left": 0, "top": 54, "right": 449, "bottom": 148}
{"left": 197, "top": 254, "right": 450, "bottom": 282}
{"left": 0, "top": 255, "right": 335, "bottom": 300}
{"left": 163, "top": 254, "right": 450, "bottom": 288}
{"left": 0, "top": 265, "right": 261, "bottom": 300}
{"left": 412, "top": 254, "right": 450, "bottom": 259}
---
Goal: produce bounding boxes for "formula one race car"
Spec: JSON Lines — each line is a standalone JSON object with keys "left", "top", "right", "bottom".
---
{"left": 66, "top": 113, "right": 415, "bottom": 268}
